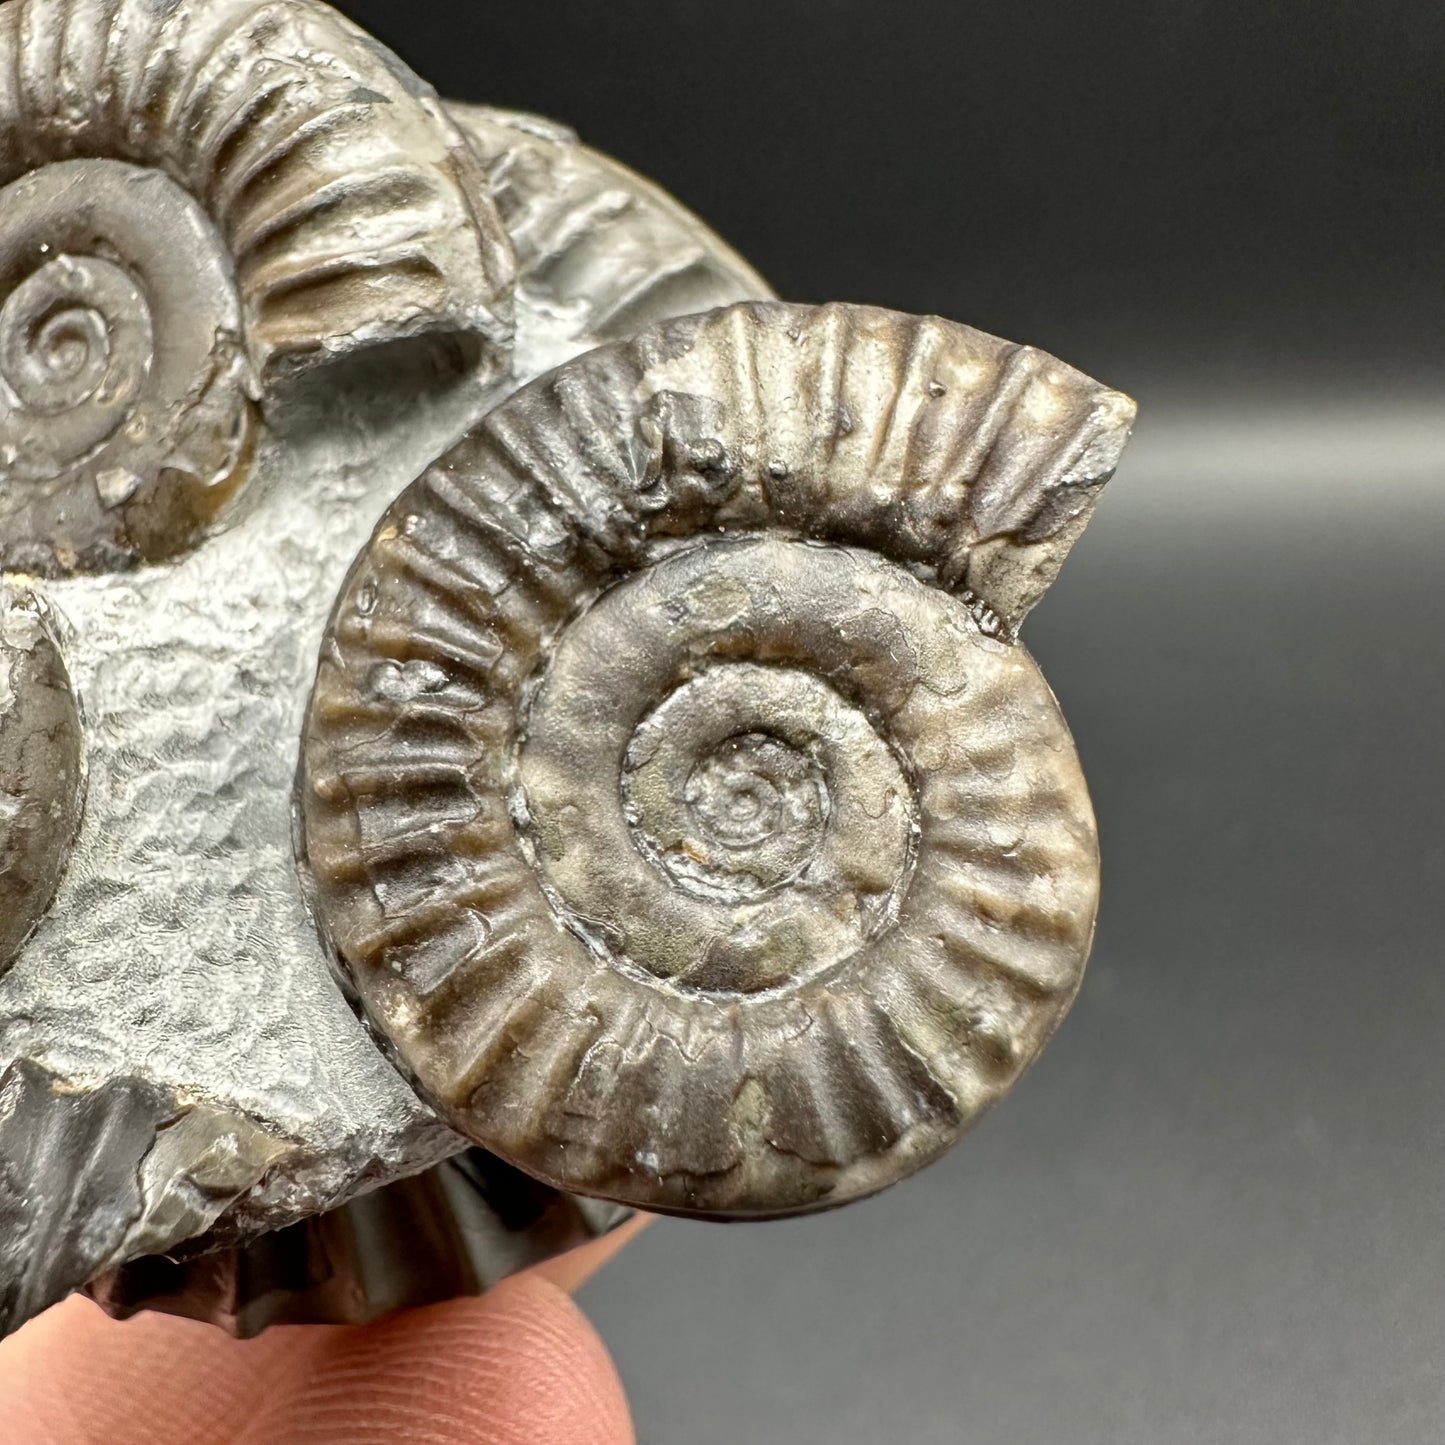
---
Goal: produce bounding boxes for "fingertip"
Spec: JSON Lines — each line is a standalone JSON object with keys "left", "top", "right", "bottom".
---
{"left": 2, "top": 1258, "right": 640, "bottom": 1445}
{"left": 0, "top": 1294, "right": 312, "bottom": 1445}
{"left": 464, "top": 1274, "right": 636, "bottom": 1445}
{"left": 243, "top": 1272, "right": 634, "bottom": 1445}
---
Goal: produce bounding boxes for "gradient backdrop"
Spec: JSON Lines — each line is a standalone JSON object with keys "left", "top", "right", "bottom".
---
{"left": 343, "top": 4, "right": 1445, "bottom": 1440}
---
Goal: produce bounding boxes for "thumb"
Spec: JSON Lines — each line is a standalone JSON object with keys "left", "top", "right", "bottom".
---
{"left": 0, "top": 1217, "right": 646, "bottom": 1445}
{"left": 235, "top": 1272, "right": 635, "bottom": 1445}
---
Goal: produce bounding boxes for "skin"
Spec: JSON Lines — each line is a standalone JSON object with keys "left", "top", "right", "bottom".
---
{"left": 0, "top": 1217, "right": 649, "bottom": 1445}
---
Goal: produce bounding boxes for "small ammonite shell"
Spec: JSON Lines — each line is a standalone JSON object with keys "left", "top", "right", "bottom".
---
{"left": 0, "top": 589, "right": 84, "bottom": 976}
{"left": 300, "top": 301, "right": 1136, "bottom": 1218}
{"left": 0, "top": 0, "right": 515, "bottom": 574}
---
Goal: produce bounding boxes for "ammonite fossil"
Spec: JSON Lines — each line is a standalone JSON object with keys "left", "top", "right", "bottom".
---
{"left": 301, "top": 300, "right": 1135, "bottom": 1218}
{"left": 0, "top": 0, "right": 512, "bottom": 574}
{"left": 448, "top": 103, "right": 770, "bottom": 344}
{"left": 0, "top": 587, "right": 83, "bottom": 972}
{"left": 0, "top": 0, "right": 1137, "bottom": 1340}
{"left": 0, "top": 0, "right": 784, "bottom": 1339}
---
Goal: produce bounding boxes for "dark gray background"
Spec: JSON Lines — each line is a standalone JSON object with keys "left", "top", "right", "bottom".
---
{"left": 345, "top": 3, "right": 1444, "bottom": 1440}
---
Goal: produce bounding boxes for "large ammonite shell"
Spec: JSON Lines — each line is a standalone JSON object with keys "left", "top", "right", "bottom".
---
{"left": 0, "top": 0, "right": 513, "bottom": 574}
{"left": 301, "top": 301, "right": 1136, "bottom": 1218}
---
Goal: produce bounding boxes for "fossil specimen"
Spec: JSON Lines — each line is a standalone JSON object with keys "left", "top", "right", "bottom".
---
{"left": 0, "top": 0, "right": 512, "bottom": 574}
{"left": 301, "top": 302, "right": 1133, "bottom": 1217}
{"left": 0, "top": 0, "right": 778, "bottom": 1339}
{"left": 0, "top": 589, "right": 83, "bottom": 973}
{"left": 0, "top": 0, "right": 1135, "bottom": 1336}
{"left": 448, "top": 104, "right": 769, "bottom": 345}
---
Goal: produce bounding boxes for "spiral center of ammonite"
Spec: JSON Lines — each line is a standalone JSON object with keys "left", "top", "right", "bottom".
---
{"left": 623, "top": 679, "right": 833, "bottom": 904}
{"left": 0, "top": 258, "right": 141, "bottom": 420}
{"left": 0, "top": 160, "right": 256, "bottom": 573}
{"left": 32, "top": 305, "right": 108, "bottom": 385}
{"left": 687, "top": 734, "right": 820, "bottom": 854}
{"left": 518, "top": 543, "right": 921, "bottom": 997}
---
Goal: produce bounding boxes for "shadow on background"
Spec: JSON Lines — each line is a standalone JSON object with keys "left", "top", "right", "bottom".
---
{"left": 344, "top": 4, "right": 1443, "bottom": 1440}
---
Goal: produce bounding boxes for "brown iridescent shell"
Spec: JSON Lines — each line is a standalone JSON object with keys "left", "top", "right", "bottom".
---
{"left": 300, "top": 300, "right": 1135, "bottom": 1218}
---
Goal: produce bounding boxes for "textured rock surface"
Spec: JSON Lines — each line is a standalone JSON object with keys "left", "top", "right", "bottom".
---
{"left": 300, "top": 301, "right": 1134, "bottom": 1217}
{"left": 0, "top": 44, "right": 774, "bottom": 1344}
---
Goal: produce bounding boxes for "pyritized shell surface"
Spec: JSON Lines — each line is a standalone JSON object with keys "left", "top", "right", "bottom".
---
{"left": 0, "top": 0, "right": 515, "bottom": 573}
{"left": 448, "top": 103, "right": 771, "bottom": 342}
{"left": 301, "top": 301, "right": 1134, "bottom": 1218}
{"left": 0, "top": 589, "right": 84, "bottom": 976}
{"left": 0, "top": 161, "right": 255, "bottom": 572}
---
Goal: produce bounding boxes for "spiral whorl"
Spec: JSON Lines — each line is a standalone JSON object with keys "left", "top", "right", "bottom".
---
{"left": 0, "top": 0, "right": 515, "bottom": 572}
{"left": 301, "top": 301, "right": 1135, "bottom": 1218}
